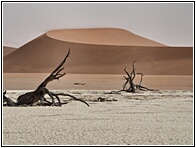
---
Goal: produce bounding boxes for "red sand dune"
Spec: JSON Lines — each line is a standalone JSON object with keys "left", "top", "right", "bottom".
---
{"left": 3, "top": 28, "right": 193, "bottom": 75}
{"left": 3, "top": 46, "right": 17, "bottom": 57}
{"left": 47, "top": 28, "right": 167, "bottom": 46}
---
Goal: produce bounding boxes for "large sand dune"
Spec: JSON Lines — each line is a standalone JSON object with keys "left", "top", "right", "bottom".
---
{"left": 3, "top": 28, "right": 193, "bottom": 75}
{"left": 46, "top": 28, "right": 167, "bottom": 46}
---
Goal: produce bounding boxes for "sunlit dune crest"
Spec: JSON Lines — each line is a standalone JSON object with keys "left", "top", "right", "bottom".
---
{"left": 46, "top": 28, "right": 167, "bottom": 46}
{"left": 3, "top": 28, "right": 193, "bottom": 75}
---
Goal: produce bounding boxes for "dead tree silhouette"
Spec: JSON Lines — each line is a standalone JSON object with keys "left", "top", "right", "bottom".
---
{"left": 3, "top": 49, "right": 89, "bottom": 107}
{"left": 3, "top": 90, "right": 16, "bottom": 106}
{"left": 109, "top": 61, "right": 157, "bottom": 94}
{"left": 122, "top": 61, "right": 137, "bottom": 92}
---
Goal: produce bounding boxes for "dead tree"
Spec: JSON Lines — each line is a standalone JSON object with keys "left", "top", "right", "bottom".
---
{"left": 74, "top": 83, "right": 86, "bottom": 85}
{"left": 109, "top": 61, "right": 156, "bottom": 94}
{"left": 3, "top": 49, "right": 89, "bottom": 107}
{"left": 136, "top": 73, "right": 156, "bottom": 91}
{"left": 3, "top": 90, "right": 16, "bottom": 106}
{"left": 123, "top": 61, "right": 136, "bottom": 93}
{"left": 122, "top": 61, "right": 157, "bottom": 92}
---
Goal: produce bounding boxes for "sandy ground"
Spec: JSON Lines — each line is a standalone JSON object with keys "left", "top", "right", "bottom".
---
{"left": 3, "top": 73, "right": 193, "bottom": 90}
{"left": 3, "top": 89, "right": 193, "bottom": 146}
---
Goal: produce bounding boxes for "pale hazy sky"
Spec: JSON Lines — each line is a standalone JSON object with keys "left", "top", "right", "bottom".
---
{"left": 3, "top": 2, "right": 194, "bottom": 48}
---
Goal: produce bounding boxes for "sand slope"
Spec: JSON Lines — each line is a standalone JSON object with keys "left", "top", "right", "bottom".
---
{"left": 3, "top": 28, "right": 193, "bottom": 75}
{"left": 47, "top": 28, "right": 167, "bottom": 46}
{"left": 3, "top": 46, "right": 17, "bottom": 57}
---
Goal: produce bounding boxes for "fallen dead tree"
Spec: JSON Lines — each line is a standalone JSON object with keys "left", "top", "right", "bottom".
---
{"left": 3, "top": 49, "right": 89, "bottom": 107}
{"left": 74, "top": 82, "right": 86, "bottom": 85}
{"left": 109, "top": 61, "right": 157, "bottom": 94}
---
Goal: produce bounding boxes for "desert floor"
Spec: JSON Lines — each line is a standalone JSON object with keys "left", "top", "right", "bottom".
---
{"left": 3, "top": 73, "right": 193, "bottom": 90}
{"left": 3, "top": 73, "right": 193, "bottom": 145}
{"left": 3, "top": 89, "right": 193, "bottom": 146}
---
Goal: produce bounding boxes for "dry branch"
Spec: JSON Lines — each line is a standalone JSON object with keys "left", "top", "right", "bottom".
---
{"left": 109, "top": 61, "right": 157, "bottom": 94}
{"left": 3, "top": 49, "right": 89, "bottom": 107}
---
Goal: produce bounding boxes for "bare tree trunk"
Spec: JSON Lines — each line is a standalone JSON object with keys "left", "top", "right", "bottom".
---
{"left": 109, "top": 61, "right": 157, "bottom": 94}
{"left": 3, "top": 49, "right": 89, "bottom": 107}
{"left": 123, "top": 61, "right": 136, "bottom": 93}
